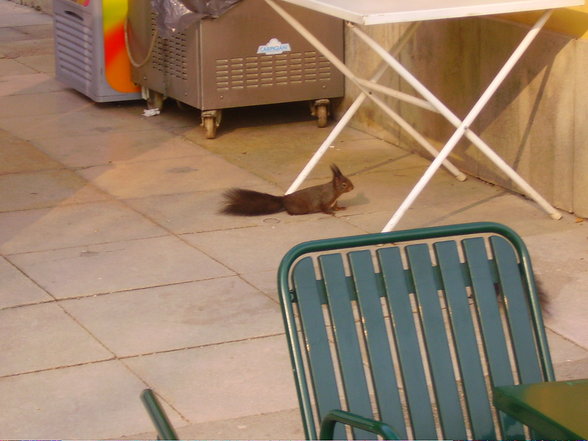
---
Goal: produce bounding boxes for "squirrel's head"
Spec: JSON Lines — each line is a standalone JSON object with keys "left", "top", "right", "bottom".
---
{"left": 331, "top": 164, "right": 354, "bottom": 193}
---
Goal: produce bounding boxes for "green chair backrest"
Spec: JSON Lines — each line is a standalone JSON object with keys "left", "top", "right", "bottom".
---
{"left": 277, "top": 222, "right": 554, "bottom": 440}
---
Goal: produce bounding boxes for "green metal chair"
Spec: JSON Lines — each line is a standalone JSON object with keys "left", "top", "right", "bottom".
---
{"left": 277, "top": 222, "right": 554, "bottom": 440}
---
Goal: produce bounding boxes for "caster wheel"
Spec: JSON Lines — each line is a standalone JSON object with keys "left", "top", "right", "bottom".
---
{"left": 203, "top": 116, "right": 217, "bottom": 139}
{"left": 147, "top": 89, "right": 164, "bottom": 110}
{"left": 201, "top": 110, "right": 222, "bottom": 139}
{"left": 311, "top": 99, "right": 330, "bottom": 128}
{"left": 316, "top": 104, "right": 328, "bottom": 128}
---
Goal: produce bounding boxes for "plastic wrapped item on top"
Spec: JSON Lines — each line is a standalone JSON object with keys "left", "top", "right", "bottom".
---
{"left": 152, "top": 0, "right": 242, "bottom": 38}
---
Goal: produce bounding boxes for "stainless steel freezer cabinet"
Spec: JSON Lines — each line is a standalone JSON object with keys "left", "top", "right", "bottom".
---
{"left": 126, "top": 0, "right": 344, "bottom": 138}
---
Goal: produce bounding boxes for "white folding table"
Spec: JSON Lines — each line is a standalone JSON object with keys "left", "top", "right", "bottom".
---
{"left": 265, "top": 0, "right": 583, "bottom": 231}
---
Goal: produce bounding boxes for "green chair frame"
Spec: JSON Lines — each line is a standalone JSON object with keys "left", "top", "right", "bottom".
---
{"left": 277, "top": 222, "right": 554, "bottom": 440}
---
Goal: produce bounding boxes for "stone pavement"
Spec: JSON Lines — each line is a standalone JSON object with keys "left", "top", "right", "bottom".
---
{"left": 0, "top": 0, "right": 586, "bottom": 439}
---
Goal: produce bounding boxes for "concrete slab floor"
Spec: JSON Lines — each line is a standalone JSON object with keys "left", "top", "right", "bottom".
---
{"left": 0, "top": 0, "right": 586, "bottom": 439}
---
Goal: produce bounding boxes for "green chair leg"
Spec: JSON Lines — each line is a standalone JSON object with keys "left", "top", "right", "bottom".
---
{"left": 140, "top": 389, "right": 179, "bottom": 440}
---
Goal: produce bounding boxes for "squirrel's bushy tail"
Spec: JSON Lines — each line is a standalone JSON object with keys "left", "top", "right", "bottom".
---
{"left": 221, "top": 188, "right": 285, "bottom": 216}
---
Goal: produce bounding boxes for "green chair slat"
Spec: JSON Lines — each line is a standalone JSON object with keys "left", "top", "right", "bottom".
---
{"left": 292, "top": 256, "right": 344, "bottom": 439}
{"left": 406, "top": 244, "right": 467, "bottom": 440}
{"left": 490, "top": 236, "right": 543, "bottom": 384}
{"left": 318, "top": 253, "right": 377, "bottom": 440}
{"left": 462, "top": 237, "right": 525, "bottom": 439}
{"left": 348, "top": 250, "right": 408, "bottom": 439}
{"left": 463, "top": 238, "right": 514, "bottom": 384}
{"left": 434, "top": 241, "right": 496, "bottom": 440}
{"left": 377, "top": 247, "right": 438, "bottom": 440}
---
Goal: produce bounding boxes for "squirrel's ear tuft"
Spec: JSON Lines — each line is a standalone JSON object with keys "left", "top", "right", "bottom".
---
{"left": 330, "top": 164, "right": 342, "bottom": 176}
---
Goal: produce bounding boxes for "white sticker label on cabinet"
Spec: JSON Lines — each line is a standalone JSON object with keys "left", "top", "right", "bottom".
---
{"left": 257, "top": 38, "right": 292, "bottom": 55}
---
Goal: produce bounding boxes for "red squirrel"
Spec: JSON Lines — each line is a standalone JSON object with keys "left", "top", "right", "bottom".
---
{"left": 221, "top": 164, "right": 354, "bottom": 216}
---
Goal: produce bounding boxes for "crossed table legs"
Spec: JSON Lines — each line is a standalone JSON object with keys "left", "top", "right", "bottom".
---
{"left": 265, "top": 0, "right": 562, "bottom": 231}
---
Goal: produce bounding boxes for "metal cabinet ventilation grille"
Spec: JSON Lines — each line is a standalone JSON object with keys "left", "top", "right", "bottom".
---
{"left": 215, "top": 52, "right": 333, "bottom": 91}
{"left": 54, "top": 10, "right": 94, "bottom": 84}
{"left": 150, "top": 13, "right": 188, "bottom": 80}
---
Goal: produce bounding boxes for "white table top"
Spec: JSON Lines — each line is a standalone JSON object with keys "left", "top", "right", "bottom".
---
{"left": 276, "top": 0, "right": 584, "bottom": 25}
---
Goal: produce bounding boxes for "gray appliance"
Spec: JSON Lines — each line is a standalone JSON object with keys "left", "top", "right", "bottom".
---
{"left": 53, "top": 0, "right": 142, "bottom": 102}
{"left": 126, "top": 0, "right": 344, "bottom": 138}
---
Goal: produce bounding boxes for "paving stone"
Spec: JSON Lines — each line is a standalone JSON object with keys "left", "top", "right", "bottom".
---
{"left": 77, "top": 155, "right": 271, "bottom": 199}
{"left": 0, "top": 73, "right": 64, "bottom": 97}
{"left": 32, "top": 129, "right": 211, "bottom": 168}
{"left": 0, "top": 361, "right": 165, "bottom": 440}
{"left": 9, "top": 235, "right": 233, "bottom": 298}
{"left": 0, "top": 256, "right": 52, "bottom": 309}
{"left": 0, "top": 302, "right": 112, "bottom": 376}
{"left": 0, "top": 200, "right": 166, "bottom": 254}
{"left": 0, "top": 89, "right": 90, "bottom": 118}
{"left": 0, "top": 128, "right": 62, "bottom": 174}
{"left": 60, "top": 277, "right": 282, "bottom": 356}
{"left": 182, "top": 217, "right": 367, "bottom": 274}
{"left": 0, "top": 169, "right": 108, "bottom": 212}
{"left": 124, "top": 336, "right": 298, "bottom": 424}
